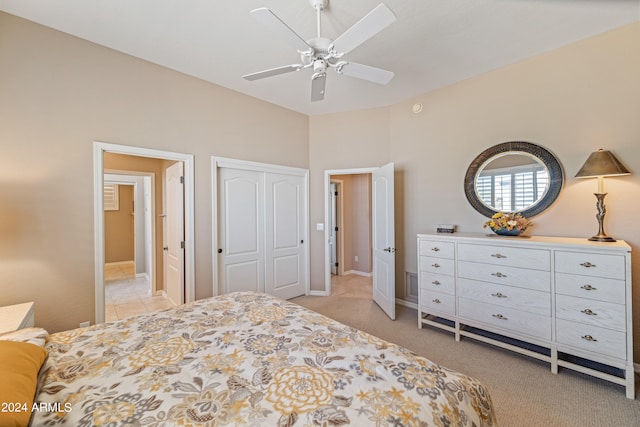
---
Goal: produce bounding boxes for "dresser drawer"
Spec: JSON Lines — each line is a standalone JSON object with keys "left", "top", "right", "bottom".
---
{"left": 555, "top": 251, "right": 626, "bottom": 280}
{"left": 420, "top": 291, "right": 456, "bottom": 316}
{"left": 419, "top": 240, "right": 455, "bottom": 259}
{"left": 458, "top": 298, "right": 551, "bottom": 340}
{"left": 556, "top": 273, "right": 625, "bottom": 304}
{"left": 556, "top": 319, "right": 626, "bottom": 360}
{"left": 420, "top": 272, "right": 455, "bottom": 295}
{"left": 457, "top": 278, "right": 550, "bottom": 316}
{"left": 458, "top": 243, "right": 550, "bottom": 271}
{"left": 458, "top": 260, "right": 550, "bottom": 292}
{"left": 556, "top": 295, "right": 626, "bottom": 332}
{"left": 420, "top": 256, "right": 455, "bottom": 276}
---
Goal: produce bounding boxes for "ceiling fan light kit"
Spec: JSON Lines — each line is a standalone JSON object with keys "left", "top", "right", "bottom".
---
{"left": 242, "top": 1, "right": 396, "bottom": 102}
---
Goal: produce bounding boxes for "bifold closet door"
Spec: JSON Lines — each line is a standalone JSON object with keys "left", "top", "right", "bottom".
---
{"left": 218, "top": 168, "right": 265, "bottom": 293}
{"left": 265, "top": 173, "right": 306, "bottom": 299}
{"left": 218, "top": 167, "right": 307, "bottom": 299}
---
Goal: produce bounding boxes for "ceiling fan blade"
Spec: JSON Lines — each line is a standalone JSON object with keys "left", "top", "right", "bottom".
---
{"left": 331, "top": 4, "right": 396, "bottom": 55}
{"left": 337, "top": 62, "right": 394, "bottom": 85}
{"left": 250, "top": 7, "right": 312, "bottom": 53}
{"left": 243, "top": 64, "right": 303, "bottom": 81}
{"left": 311, "top": 73, "right": 327, "bottom": 102}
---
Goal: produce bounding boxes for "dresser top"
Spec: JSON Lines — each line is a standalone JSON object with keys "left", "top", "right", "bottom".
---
{"left": 418, "top": 232, "right": 631, "bottom": 252}
{"left": 0, "top": 302, "right": 35, "bottom": 334}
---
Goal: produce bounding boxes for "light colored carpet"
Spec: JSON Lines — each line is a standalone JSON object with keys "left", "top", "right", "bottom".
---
{"left": 292, "top": 290, "right": 640, "bottom": 427}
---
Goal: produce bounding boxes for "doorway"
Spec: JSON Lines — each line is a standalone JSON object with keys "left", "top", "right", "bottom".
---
{"left": 93, "top": 141, "right": 195, "bottom": 325}
{"left": 102, "top": 172, "right": 158, "bottom": 321}
{"left": 324, "top": 164, "right": 396, "bottom": 319}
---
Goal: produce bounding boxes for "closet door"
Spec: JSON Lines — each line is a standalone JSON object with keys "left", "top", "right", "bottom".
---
{"left": 265, "top": 173, "right": 306, "bottom": 299}
{"left": 218, "top": 168, "right": 265, "bottom": 293}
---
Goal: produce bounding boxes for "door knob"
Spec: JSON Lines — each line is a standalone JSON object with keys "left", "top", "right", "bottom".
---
{"left": 163, "top": 246, "right": 168, "bottom": 251}
{"left": 218, "top": 248, "right": 223, "bottom": 254}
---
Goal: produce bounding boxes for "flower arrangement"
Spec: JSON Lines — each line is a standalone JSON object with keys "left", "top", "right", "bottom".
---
{"left": 484, "top": 212, "right": 532, "bottom": 235}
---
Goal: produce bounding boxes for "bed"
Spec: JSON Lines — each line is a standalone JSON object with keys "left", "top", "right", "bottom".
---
{"left": 4, "top": 292, "right": 497, "bottom": 426}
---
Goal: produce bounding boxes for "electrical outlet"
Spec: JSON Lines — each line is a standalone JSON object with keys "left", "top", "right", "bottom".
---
{"left": 79, "top": 321, "right": 90, "bottom": 328}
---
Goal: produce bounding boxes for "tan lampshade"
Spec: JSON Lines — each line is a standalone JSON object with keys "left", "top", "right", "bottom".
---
{"left": 575, "top": 149, "right": 630, "bottom": 179}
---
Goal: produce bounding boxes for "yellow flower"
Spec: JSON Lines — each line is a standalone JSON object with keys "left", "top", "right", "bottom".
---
{"left": 246, "top": 305, "right": 288, "bottom": 323}
{"left": 92, "top": 402, "right": 135, "bottom": 426}
{"left": 129, "top": 337, "right": 195, "bottom": 368}
{"left": 266, "top": 366, "right": 334, "bottom": 414}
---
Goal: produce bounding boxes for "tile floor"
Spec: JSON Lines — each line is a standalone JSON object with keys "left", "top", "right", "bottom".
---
{"left": 331, "top": 273, "right": 372, "bottom": 298}
{"left": 105, "top": 262, "right": 173, "bottom": 322}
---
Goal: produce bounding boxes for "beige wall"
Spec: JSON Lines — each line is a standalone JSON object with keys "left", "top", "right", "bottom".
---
{"left": 309, "top": 23, "right": 640, "bottom": 360}
{"left": 0, "top": 12, "right": 308, "bottom": 332}
{"left": 309, "top": 109, "right": 390, "bottom": 290}
{"left": 104, "top": 184, "right": 134, "bottom": 263}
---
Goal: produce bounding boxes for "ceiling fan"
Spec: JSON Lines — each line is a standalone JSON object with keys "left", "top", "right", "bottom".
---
{"left": 242, "top": 0, "right": 397, "bottom": 102}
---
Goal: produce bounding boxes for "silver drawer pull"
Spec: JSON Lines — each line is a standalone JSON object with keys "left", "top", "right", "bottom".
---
{"left": 491, "top": 272, "right": 507, "bottom": 278}
{"left": 580, "top": 284, "right": 597, "bottom": 291}
{"left": 581, "top": 335, "right": 598, "bottom": 342}
{"left": 491, "top": 292, "right": 507, "bottom": 298}
{"left": 431, "top": 247, "right": 440, "bottom": 252}
{"left": 432, "top": 263, "right": 440, "bottom": 268}
{"left": 581, "top": 309, "right": 597, "bottom": 316}
{"left": 432, "top": 298, "right": 441, "bottom": 304}
{"left": 491, "top": 253, "right": 507, "bottom": 259}
{"left": 432, "top": 280, "right": 441, "bottom": 285}
{"left": 580, "top": 262, "right": 596, "bottom": 268}
{"left": 492, "top": 314, "right": 507, "bottom": 320}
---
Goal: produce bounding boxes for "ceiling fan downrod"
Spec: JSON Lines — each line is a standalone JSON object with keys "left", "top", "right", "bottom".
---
{"left": 310, "top": 0, "right": 328, "bottom": 38}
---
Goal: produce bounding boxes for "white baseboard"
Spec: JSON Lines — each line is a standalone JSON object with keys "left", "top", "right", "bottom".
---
{"left": 308, "top": 290, "right": 329, "bottom": 297}
{"left": 396, "top": 298, "right": 417, "bottom": 310}
{"left": 343, "top": 270, "right": 372, "bottom": 277}
{"left": 136, "top": 272, "right": 149, "bottom": 280}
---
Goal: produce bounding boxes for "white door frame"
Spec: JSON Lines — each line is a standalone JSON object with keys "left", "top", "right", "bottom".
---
{"left": 211, "top": 156, "right": 310, "bottom": 297}
{"left": 329, "top": 180, "right": 344, "bottom": 276}
{"left": 324, "top": 167, "right": 377, "bottom": 296}
{"left": 104, "top": 171, "right": 155, "bottom": 288}
{"left": 94, "top": 141, "right": 195, "bottom": 324}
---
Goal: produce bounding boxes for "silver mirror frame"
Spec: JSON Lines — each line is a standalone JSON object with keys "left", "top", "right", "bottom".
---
{"left": 464, "top": 141, "right": 564, "bottom": 218}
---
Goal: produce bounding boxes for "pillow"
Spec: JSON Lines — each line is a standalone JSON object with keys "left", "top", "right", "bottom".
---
{"left": 0, "top": 340, "right": 48, "bottom": 427}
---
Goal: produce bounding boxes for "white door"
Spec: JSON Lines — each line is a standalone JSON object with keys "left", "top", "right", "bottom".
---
{"left": 265, "top": 173, "right": 306, "bottom": 299}
{"left": 372, "top": 163, "right": 396, "bottom": 319}
{"left": 218, "top": 168, "right": 265, "bottom": 293}
{"left": 165, "top": 162, "right": 185, "bottom": 306}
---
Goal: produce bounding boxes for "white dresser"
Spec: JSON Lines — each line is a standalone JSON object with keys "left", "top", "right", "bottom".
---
{"left": 417, "top": 233, "right": 634, "bottom": 398}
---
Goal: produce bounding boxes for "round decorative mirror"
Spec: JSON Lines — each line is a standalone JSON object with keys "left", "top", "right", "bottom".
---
{"left": 464, "top": 141, "right": 564, "bottom": 218}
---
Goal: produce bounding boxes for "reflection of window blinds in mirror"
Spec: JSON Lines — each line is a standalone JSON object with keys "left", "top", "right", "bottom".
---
{"left": 478, "top": 166, "right": 546, "bottom": 212}
{"left": 104, "top": 183, "right": 119, "bottom": 211}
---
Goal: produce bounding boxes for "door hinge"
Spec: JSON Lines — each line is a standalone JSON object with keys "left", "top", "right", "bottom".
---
{"left": 180, "top": 241, "right": 185, "bottom": 249}
{"left": 334, "top": 191, "right": 338, "bottom": 196}
{"left": 180, "top": 176, "right": 184, "bottom": 184}
{"left": 334, "top": 227, "right": 339, "bottom": 232}
{"left": 335, "top": 262, "right": 339, "bottom": 267}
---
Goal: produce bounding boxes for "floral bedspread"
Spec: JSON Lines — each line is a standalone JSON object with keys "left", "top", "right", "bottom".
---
{"left": 33, "top": 292, "right": 496, "bottom": 426}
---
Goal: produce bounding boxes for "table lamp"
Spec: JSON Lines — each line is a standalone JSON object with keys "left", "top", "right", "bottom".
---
{"left": 575, "top": 149, "right": 630, "bottom": 242}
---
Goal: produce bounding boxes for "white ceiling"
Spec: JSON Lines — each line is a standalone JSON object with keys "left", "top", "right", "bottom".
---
{"left": 1, "top": 0, "right": 638, "bottom": 115}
